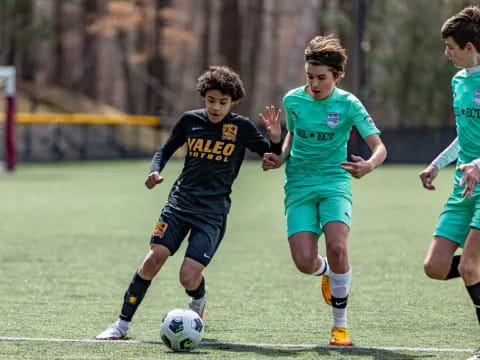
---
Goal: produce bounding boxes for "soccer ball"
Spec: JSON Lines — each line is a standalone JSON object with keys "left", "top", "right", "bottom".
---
{"left": 160, "top": 308, "right": 204, "bottom": 352}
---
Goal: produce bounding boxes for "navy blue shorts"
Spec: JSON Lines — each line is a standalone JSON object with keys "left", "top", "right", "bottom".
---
{"left": 150, "top": 205, "right": 227, "bottom": 266}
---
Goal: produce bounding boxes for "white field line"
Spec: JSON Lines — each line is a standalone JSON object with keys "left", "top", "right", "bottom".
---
{"left": 0, "top": 336, "right": 476, "bottom": 354}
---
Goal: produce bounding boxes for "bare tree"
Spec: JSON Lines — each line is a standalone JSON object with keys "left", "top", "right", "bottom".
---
{"left": 218, "top": 0, "right": 242, "bottom": 72}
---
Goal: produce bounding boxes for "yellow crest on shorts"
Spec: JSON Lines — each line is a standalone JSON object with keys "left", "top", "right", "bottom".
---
{"left": 153, "top": 221, "right": 168, "bottom": 237}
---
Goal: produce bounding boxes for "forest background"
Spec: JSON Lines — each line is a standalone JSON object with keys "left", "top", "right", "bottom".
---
{"left": 0, "top": 0, "right": 473, "bottom": 162}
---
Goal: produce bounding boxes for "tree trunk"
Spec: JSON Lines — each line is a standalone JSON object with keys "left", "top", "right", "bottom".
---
{"left": 80, "top": 0, "right": 101, "bottom": 98}
{"left": 219, "top": 0, "right": 242, "bottom": 73}
{"left": 201, "top": 0, "right": 211, "bottom": 71}
{"left": 147, "top": 0, "right": 170, "bottom": 115}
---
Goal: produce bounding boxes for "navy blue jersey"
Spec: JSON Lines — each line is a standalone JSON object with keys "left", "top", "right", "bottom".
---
{"left": 150, "top": 109, "right": 282, "bottom": 214}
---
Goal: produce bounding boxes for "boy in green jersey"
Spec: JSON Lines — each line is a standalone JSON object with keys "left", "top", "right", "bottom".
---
{"left": 419, "top": 7, "right": 480, "bottom": 358}
{"left": 261, "top": 35, "right": 387, "bottom": 346}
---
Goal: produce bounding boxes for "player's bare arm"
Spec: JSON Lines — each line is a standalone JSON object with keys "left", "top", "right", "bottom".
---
{"left": 459, "top": 161, "right": 480, "bottom": 199}
{"left": 259, "top": 105, "right": 282, "bottom": 144}
{"left": 340, "top": 134, "right": 386, "bottom": 179}
{"left": 145, "top": 171, "right": 164, "bottom": 189}
{"left": 419, "top": 164, "right": 439, "bottom": 191}
{"left": 419, "top": 137, "right": 459, "bottom": 191}
{"left": 262, "top": 131, "right": 292, "bottom": 171}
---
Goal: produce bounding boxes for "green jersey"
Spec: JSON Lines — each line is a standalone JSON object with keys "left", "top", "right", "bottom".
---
{"left": 283, "top": 85, "right": 380, "bottom": 193}
{"left": 451, "top": 67, "right": 480, "bottom": 193}
{"left": 453, "top": 68, "right": 480, "bottom": 164}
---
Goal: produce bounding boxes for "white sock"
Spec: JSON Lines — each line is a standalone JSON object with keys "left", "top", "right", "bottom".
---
{"left": 330, "top": 268, "right": 352, "bottom": 328}
{"left": 115, "top": 318, "right": 130, "bottom": 331}
{"left": 310, "top": 256, "right": 329, "bottom": 276}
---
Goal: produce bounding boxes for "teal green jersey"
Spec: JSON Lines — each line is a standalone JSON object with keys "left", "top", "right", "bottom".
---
{"left": 451, "top": 67, "right": 480, "bottom": 192}
{"left": 453, "top": 68, "right": 480, "bottom": 164}
{"left": 283, "top": 85, "right": 380, "bottom": 191}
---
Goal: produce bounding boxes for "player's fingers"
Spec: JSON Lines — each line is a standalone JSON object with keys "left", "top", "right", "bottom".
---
{"left": 423, "top": 181, "right": 435, "bottom": 190}
{"left": 261, "top": 160, "right": 274, "bottom": 170}
{"left": 350, "top": 154, "right": 364, "bottom": 162}
{"left": 264, "top": 152, "right": 276, "bottom": 161}
{"left": 275, "top": 108, "right": 282, "bottom": 122}
{"left": 265, "top": 106, "right": 272, "bottom": 120}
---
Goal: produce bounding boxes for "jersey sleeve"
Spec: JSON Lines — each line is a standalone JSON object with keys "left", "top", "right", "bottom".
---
{"left": 283, "top": 96, "right": 295, "bottom": 132}
{"left": 149, "top": 114, "right": 187, "bottom": 173}
{"left": 350, "top": 97, "right": 380, "bottom": 138}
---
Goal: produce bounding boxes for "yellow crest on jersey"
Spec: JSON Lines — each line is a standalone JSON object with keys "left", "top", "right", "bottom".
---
{"left": 222, "top": 124, "right": 238, "bottom": 141}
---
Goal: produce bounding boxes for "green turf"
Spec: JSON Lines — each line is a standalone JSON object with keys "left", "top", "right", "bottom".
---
{"left": 0, "top": 161, "right": 477, "bottom": 359}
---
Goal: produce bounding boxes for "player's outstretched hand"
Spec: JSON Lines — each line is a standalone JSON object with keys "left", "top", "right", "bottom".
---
{"left": 259, "top": 106, "right": 282, "bottom": 144}
{"left": 145, "top": 171, "right": 164, "bottom": 189}
{"left": 262, "top": 152, "right": 282, "bottom": 171}
{"left": 458, "top": 162, "right": 480, "bottom": 199}
{"left": 419, "top": 164, "right": 439, "bottom": 191}
{"left": 340, "top": 154, "right": 373, "bottom": 179}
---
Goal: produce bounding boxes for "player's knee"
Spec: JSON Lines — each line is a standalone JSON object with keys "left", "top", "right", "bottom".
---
{"left": 423, "top": 260, "right": 447, "bottom": 280}
{"left": 179, "top": 270, "right": 200, "bottom": 290}
{"left": 292, "top": 253, "right": 317, "bottom": 274}
{"left": 458, "top": 261, "right": 478, "bottom": 280}
{"left": 326, "top": 242, "right": 347, "bottom": 262}
{"left": 142, "top": 252, "right": 165, "bottom": 275}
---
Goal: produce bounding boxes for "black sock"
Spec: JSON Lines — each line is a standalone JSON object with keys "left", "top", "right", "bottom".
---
{"left": 445, "top": 255, "right": 461, "bottom": 280}
{"left": 185, "top": 276, "right": 205, "bottom": 299}
{"left": 466, "top": 282, "right": 480, "bottom": 324}
{"left": 119, "top": 272, "right": 152, "bottom": 322}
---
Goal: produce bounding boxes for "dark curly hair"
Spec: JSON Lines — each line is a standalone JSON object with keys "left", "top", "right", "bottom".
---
{"left": 304, "top": 35, "right": 347, "bottom": 76}
{"left": 441, "top": 6, "right": 480, "bottom": 51}
{"left": 197, "top": 66, "right": 245, "bottom": 102}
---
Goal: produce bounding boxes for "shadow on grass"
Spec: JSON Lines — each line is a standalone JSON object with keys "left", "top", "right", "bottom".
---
{"left": 200, "top": 339, "right": 435, "bottom": 360}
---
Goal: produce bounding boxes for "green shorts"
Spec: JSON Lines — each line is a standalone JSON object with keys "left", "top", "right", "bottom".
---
{"left": 285, "top": 190, "right": 352, "bottom": 238}
{"left": 434, "top": 190, "right": 480, "bottom": 248}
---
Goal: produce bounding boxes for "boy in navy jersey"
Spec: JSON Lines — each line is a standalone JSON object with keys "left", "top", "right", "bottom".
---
{"left": 96, "top": 66, "right": 282, "bottom": 340}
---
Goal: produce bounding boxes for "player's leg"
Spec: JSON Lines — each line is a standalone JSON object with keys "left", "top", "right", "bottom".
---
{"left": 181, "top": 213, "right": 227, "bottom": 319}
{"left": 180, "top": 258, "right": 207, "bottom": 318}
{"left": 286, "top": 197, "right": 328, "bottom": 276}
{"left": 460, "top": 228, "right": 480, "bottom": 324}
{"left": 319, "top": 194, "right": 352, "bottom": 346}
{"left": 288, "top": 232, "right": 327, "bottom": 274}
{"left": 423, "top": 236, "right": 459, "bottom": 280}
{"left": 96, "top": 208, "right": 187, "bottom": 340}
{"left": 323, "top": 221, "right": 351, "bottom": 346}
{"left": 96, "top": 244, "right": 170, "bottom": 340}
{"left": 425, "top": 196, "right": 470, "bottom": 280}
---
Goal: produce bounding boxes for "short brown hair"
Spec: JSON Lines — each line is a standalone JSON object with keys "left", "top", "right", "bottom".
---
{"left": 197, "top": 66, "right": 245, "bottom": 102}
{"left": 441, "top": 6, "right": 480, "bottom": 51}
{"left": 304, "top": 35, "right": 348, "bottom": 74}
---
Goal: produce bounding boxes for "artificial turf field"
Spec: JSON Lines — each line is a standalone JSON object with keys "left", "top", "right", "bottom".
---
{"left": 0, "top": 160, "right": 477, "bottom": 359}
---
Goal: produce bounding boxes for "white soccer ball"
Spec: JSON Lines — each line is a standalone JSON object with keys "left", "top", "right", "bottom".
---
{"left": 160, "top": 308, "right": 204, "bottom": 352}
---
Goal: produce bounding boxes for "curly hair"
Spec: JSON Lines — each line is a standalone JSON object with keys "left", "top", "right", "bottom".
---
{"left": 304, "top": 35, "right": 348, "bottom": 75}
{"left": 197, "top": 66, "right": 245, "bottom": 102}
{"left": 441, "top": 6, "right": 480, "bottom": 51}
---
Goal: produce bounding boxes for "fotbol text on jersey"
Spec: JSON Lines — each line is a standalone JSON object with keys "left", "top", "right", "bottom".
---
{"left": 187, "top": 138, "right": 235, "bottom": 162}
